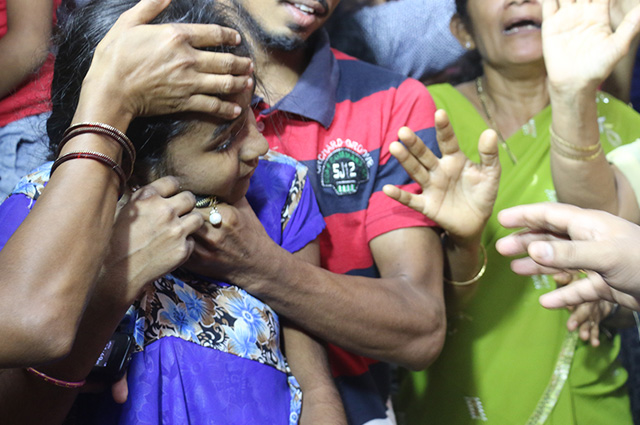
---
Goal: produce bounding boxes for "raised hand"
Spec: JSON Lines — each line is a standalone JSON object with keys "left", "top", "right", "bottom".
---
{"left": 542, "top": 0, "right": 640, "bottom": 90}
{"left": 383, "top": 109, "right": 500, "bottom": 245}
{"left": 496, "top": 202, "right": 640, "bottom": 311}
{"left": 81, "top": 0, "right": 254, "bottom": 123}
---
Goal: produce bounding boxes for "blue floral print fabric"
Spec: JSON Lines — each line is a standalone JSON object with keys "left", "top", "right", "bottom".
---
{"left": 0, "top": 150, "right": 325, "bottom": 424}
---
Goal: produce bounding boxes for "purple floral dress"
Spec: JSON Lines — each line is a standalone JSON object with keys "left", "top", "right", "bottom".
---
{"left": 0, "top": 150, "right": 325, "bottom": 424}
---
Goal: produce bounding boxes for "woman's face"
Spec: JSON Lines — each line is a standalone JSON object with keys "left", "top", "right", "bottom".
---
{"left": 163, "top": 92, "right": 269, "bottom": 204}
{"left": 464, "top": 0, "right": 543, "bottom": 68}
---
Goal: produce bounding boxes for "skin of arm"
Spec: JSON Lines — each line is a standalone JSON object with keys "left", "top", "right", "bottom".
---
{"left": 0, "top": 177, "right": 203, "bottom": 424}
{"left": 0, "top": 0, "right": 253, "bottom": 368}
{"left": 283, "top": 241, "right": 347, "bottom": 425}
{"left": 382, "top": 111, "right": 501, "bottom": 308}
{"left": 0, "top": 97, "right": 126, "bottom": 368}
{"left": 187, "top": 203, "right": 447, "bottom": 371}
{"left": 274, "top": 226, "right": 446, "bottom": 371}
{"left": 542, "top": 0, "right": 640, "bottom": 217}
{"left": 0, "top": 0, "right": 54, "bottom": 98}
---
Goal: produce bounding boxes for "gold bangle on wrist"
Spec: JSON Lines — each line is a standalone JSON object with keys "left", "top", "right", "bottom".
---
{"left": 444, "top": 244, "right": 488, "bottom": 286}
{"left": 549, "top": 126, "right": 603, "bottom": 162}
{"left": 551, "top": 145, "right": 603, "bottom": 161}
{"left": 549, "top": 126, "right": 600, "bottom": 152}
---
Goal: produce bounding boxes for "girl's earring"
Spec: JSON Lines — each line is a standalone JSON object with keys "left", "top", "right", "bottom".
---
{"left": 195, "top": 195, "right": 223, "bottom": 226}
{"left": 208, "top": 197, "right": 222, "bottom": 226}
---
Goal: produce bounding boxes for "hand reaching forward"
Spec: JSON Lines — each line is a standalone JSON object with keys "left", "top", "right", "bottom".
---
{"left": 496, "top": 202, "right": 640, "bottom": 311}
{"left": 542, "top": 0, "right": 640, "bottom": 91}
{"left": 383, "top": 109, "right": 501, "bottom": 246}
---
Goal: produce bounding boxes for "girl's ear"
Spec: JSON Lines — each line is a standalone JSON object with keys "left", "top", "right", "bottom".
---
{"left": 450, "top": 14, "right": 475, "bottom": 51}
{"left": 128, "top": 161, "right": 166, "bottom": 190}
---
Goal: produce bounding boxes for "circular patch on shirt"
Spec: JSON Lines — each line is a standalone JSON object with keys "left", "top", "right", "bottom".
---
{"left": 319, "top": 147, "right": 370, "bottom": 196}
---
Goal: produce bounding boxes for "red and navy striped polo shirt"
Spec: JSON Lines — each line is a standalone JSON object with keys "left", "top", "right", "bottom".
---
{"left": 253, "top": 30, "right": 440, "bottom": 425}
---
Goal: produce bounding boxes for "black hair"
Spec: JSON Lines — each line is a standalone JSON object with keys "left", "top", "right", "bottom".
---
{"left": 47, "top": 0, "right": 253, "bottom": 180}
{"left": 455, "top": 0, "right": 471, "bottom": 28}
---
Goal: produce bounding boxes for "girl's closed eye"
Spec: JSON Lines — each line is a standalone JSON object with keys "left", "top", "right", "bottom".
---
{"left": 212, "top": 112, "right": 248, "bottom": 153}
{"left": 214, "top": 137, "right": 234, "bottom": 152}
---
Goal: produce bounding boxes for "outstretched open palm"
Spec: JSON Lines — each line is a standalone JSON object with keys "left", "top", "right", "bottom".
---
{"left": 542, "top": 0, "right": 640, "bottom": 89}
{"left": 383, "top": 110, "right": 501, "bottom": 244}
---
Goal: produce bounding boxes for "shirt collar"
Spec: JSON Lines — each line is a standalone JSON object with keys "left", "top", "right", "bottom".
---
{"left": 255, "top": 29, "right": 339, "bottom": 129}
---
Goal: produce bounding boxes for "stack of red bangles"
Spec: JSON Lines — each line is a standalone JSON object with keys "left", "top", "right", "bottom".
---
{"left": 51, "top": 122, "right": 137, "bottom": 198}
{"left": 25, "top": 367, "right": 86, "bottom": 389}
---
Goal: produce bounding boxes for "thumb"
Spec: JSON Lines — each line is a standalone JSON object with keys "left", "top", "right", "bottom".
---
{"left": 528, "top": 241, "right": 556, "bottom": 264}
{"left": 612, "top": 4, "right": 640, "bottom": 54}
{"left": 477, "top": 128, "right": 500, "bottom": 169}
{"left": 111, "top": 371, "right": 129, "bottom": 404}
{"left": 528, "top": 239, "right": 608, "bottom": 273}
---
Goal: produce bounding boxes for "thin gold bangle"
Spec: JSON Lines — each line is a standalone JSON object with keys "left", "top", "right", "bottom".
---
{"left": 444, "top": 245, "right": 488, "bottom": 286}
{"left": 550, "top": 142, "right": 603, "bottom": 162}
{"left": 549, "top": 126, "right": 600, "bottom": 152}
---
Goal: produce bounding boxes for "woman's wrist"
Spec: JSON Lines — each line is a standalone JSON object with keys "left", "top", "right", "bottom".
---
{"left": 64, "top": 78, "right": 138, "bottom": 161}
{"left": 442, "top": 233, "right": 487, "bottom": 286}
{"left": 548, "top": 84, "right": 601, "bottom": 151}
{"left": 444, "top": 244, "right": 487, "bottom": 286}
{"left": 74, "top": 75, "right": 135, "bottom": 133}
{"left": 548, "top": 81, "right": 599, "bottom": 107}
{"left": 443, "top": 231, "right": 483, "bottom": 254}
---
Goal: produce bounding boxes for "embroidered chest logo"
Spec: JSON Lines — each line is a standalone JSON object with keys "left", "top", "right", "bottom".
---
{"left": 317, "top": 138, "right": 373, "bottom": 196}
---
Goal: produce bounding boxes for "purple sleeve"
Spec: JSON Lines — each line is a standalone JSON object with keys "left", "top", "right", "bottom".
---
{"left": 281, "top": 175, "right": 325, "bottom": 254}
{"left": 0, "top": 194, "right": 34, "bottom": 251}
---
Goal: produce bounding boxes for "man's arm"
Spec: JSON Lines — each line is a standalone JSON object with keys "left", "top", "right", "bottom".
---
{"left": 282, "top": 241, "right": 347, "bottom": 425}
{"left": 0, "top": 0, "right": 54, "bottom": 98}
{"left": 188, "top": 210, "right": 446, "bottom": 370}
{"left": 266, "top": 226, "right": 445, "bottom": 370}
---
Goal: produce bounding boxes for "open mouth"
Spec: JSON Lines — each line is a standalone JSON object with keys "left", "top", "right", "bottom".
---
{"left": 503, "top": 18, "right": 542, "bottom": 35}
{"left": 294, "top": 3, "right": 315, "bottom": 14}
{"left": 284, "top": 0, "right": 327, "bottom": 17}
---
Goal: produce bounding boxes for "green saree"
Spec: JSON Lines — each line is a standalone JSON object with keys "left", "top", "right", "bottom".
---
{"left": 397, "top": 83, "right": 640, "bottom": 425}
